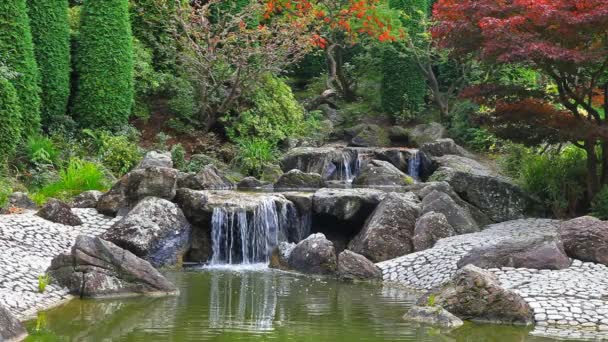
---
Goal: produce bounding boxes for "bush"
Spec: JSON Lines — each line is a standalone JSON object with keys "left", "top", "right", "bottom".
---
{"left": 132, "top": 38, "right": 165, "bottom": 119}
{"left": 33, "top": 158, "right": 109, "bottom": 204}
{"left": 25, "top": 135, "right": 60, "bottom": 166}
{"left": 449, "top": 100, "right": 502, "bottom": 152}
{"left": 171, "top": 143, "right": 186, "bottom": 171}
{"left": 0, "top": 77, "right": 23, "bottom": 159}
{"left": 234, "top": 138, "right": 277, "bottom": 177}
{"left": 98, "top": 133, "right": 141, "bottom": 176}
{"left": 591, "top": 186, "right": 608, "bottom": 220}
{"left": 72, "top": 0, "right": 134, "bottom": 129}
{"left": 27, "top": 0, "right": 71, "bottom": 128}
{"left": 0, "top": 0, "right": 41, "bottom": 136}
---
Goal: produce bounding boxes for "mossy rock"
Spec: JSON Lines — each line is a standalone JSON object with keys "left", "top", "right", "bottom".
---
{"left": 347, "top": 124, "right": 390, "bottom": 147}
{"left": 260, "top": 164, "right": 283, "bottom": 183}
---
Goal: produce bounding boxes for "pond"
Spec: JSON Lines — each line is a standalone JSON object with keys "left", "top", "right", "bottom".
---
{"left": 25, "top": 267, "right": 561, "bottom": 342}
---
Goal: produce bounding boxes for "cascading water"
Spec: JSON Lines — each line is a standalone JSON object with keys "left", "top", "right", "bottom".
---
{"left": 209, "top": 196, "right": 310, "bottom": 265}
{"left": 408, "top": 150, "right": 422, "bottom": 180}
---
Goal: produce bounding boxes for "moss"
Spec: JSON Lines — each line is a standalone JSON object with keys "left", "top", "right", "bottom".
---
{"left": 0, "top": 77, "right": 23, "bottom": 159}
{"left": 28, "top": 0, "right": 71, "bottom": 128}
{"left": 0, "top": 0, "right": 41, "bottom": 136}
{"left": 73, "top": 0, "right": 134, "bottom": 129}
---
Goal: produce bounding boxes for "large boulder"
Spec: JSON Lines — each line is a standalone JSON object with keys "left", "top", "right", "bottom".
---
{"left": 269, "top": 242, "right": 296, "bottom": 271}
{"left": 423, "top": 265, "right": 533, "bottom": 325}
{"left": 410, "top": 122, "right": 447, "bottom": 145}
{"left": 457, "top": 237, "right": 571, "bottom": 270}
{"left": 421, "top": 190, "right": 478, "bottom": 234}
{"left": 346, "top": 124, "right": 390, "bottom": 147}
{"left": 36, "top": 199, "right": 83, "bottom": 226}
{"left": 137, "top": 151, "right": 173, "bottom": 169}
{"left": 560, "top": 216, "right": 608, "bottom": 266}
{"left": 177, "top": 165, "right": 234, "bottom": 190}
{"left": 337, "top": 250, "right": 381, "bottom": 281}
{"left": 48, "top": 236, "right": 178, "bottom": 298}
{"left": 413, "top": 211, "right": 456, "bottom": 251}
{"left": 430, "top": 167, "right": 540, "bottom": 222}
{"left": 420, "top": 138, "right": 468, "bottom": 157}
{"left": 402, "top": 305, "right": 464, "bottom": 328}
{"left": 237, "top": 177, "right": 272, "bottom": 190}
{"left": 348, "top": 192, "right": 421, "bottom": 262}
{"left": 288, "top": 233, "right": 337, "bottom": 275}
{"left": 353, "top": 160, "right": 414, "bottom": 187}
{"left": 274, "top": 169, "right": 324, "bottom": 189}
{"left": 72, "top": 190, "right": 103, "bottom": 208}
{"left": 0, "top": 304, "right": 27, "bottom": 341}
{"left": 97, "top": 167, "right": 179, "bottom": 216}
{"left": 3, "top": 192, "right": 36, "bottom": 211}
{"left": 102, "top": 197, "right": 191, "bottom": 268}
{"left": 312, "top": 188, "right": 385, "bottom": 221}
{"left": 280, "top": 147, "right": 358, "bottom": 181}
{"left": 431, "top": 155, "right": 494, "bottom": 177}
{"left": 173, "top": 188, "right": 208, "bottom": 225}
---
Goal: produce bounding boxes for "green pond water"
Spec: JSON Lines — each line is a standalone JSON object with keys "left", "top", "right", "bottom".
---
{"left": 25, "top": 267, "right": 563, "bottom": 342}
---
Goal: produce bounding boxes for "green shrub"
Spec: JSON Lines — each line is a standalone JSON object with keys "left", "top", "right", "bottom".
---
{"left": 234, "top": 138, "right": 277, "bottom": 177}
{"left": 98, "top": 133, "right": 141, "bottom": 176}
{"left": 27, "top": 0, "right": 71, "bottom": 129}
{"left": 0, "top": 178, "right": 13, "bottom": 208}
{"left": 449, "top": 100, "right": 502, "bottom": 152}
{"left": 591, "top": 186, "right": 608, "bottom": 220}
{"left": 0, "top": 0, "right": 41, "bottom": 137}
{"left": 171, "top": 143, "right": 186, "bottom": 171}
{"left": 33, "top": 158, "right": 109, "bottom": 204}
{"left": 73, "top": 0, "right": 134, "bottom": 129}
{"left": 0, "top": 77, "right": 23, "bottom": 159}
{"left": 25, "top": 135, "right": 60, "bottom": 166}
{"left": 132, "top": 38, "right": 164, "bottom": 119}
{"left": 38, "top": 274, "right": 50, "bottom": 293}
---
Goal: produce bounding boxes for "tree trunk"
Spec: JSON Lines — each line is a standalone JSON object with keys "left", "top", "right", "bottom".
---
{"left": 585, "top": 140, "right": 601, "bottom": 199}
{"left": 325, "top": 45, "right": 356, "bottom": 102}
{"left": 335, "top": 47, "right": 356, "bottom": 102}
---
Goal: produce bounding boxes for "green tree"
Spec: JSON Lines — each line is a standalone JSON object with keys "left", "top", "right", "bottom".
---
{"left": 380, "top": 0, "right": 428, "bottom": 119}
{"left": 73, "top": 0, "right": 134, "bottom": 129}
{"left": 0, "top": 0, "right": 41, "bottom": 137}
{"left": 0, "top": 76, "right": 23, "bottom": 159}
{"left": 28, "top": 0, "right": 71, "bottom": 129}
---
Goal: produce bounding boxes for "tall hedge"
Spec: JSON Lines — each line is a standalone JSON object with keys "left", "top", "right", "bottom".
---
{"left": 0, "top": 0, "right": 41, "bottom": 137}
{"left": 380, "top": 0, "right": 429, "bottom": 118}
{"left": 73, "top": 0, "right": 134, "bottom": 129}
{"left": 28, "top": 0, "right": 71, "bottom": 129}
{"left": 0, "top": 77, "right": 23, "bottom": 159}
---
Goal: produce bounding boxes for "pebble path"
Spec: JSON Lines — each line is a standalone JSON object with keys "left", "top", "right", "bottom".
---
{"left": 377, "top": 219, "right": 608, "bottom": 340}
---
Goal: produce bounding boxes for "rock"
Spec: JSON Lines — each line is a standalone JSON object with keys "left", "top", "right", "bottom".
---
{"left": 97, "top": 167, "right": 179, "bottom": 216}
{"left": 353, "top": 160, "right": 414, "bottom": 187}
{"left": 388, "top": 126, "right": 410, "bottom": 144}
{"left": 337, "top": 250, "right": 381, "bottom": 281}
{"left": 560, "top": 216, "right": 608, "bottom": 266}
{"left": 5, "top": 192, "right": 36, "bottom": 210}
{"left": 72, "top": 190, "right": 103, "bottom": 208}
{"left": 413, "top": 212, "right": 456, "bottom": 251}
{"left": 402, "top": 305, "right": 464, "bottom": 328}
{"left": 282, "top": 192, "right": 313, "bottom": 214}
{"left": 346, "top": 124, "right": 390, "bottom": 147}
{"left": 410, "top": 122, "right": 447, "bottom": 145}
{"left": 185, "top": 154, "right": 228, "bottom": 173}
{"left": 421, "top": 190, "right": 478, "bottom": 234}
{"left": 431, "top": 155, "right": 494, "bottom": 177}
{"left": 237, "top": 177, "right": 272, "bottom": 190}
{"left": 280, "top": 147, "right": 358, "bottom": 180}
{"left": 288, "top": 233, "right": 337, "bottom": 275}
{"left": 48, "top": 236, "right": 178, "bottom": 298}
{"left": 423, "top": 265, "right": 533, "bottom": 325}
{"left": 177, "top": 165, "right": 234, "bottom": 190}
{"left": 430, "top": 167, "right": 539, "bottom": 222}
{"left": 312, "top": 188, "right": 386, "bottom": 221}
{"left": 458, "top": 236, "right": 571, "bottom": 270}
{"left": 36, "top": 199, "right": 83, "bottom": 226}
{"left": 420, "top": 138, "right": 469, "bottom": 157}
{"left": 348, "top": 193, "right": 421, "bottom": 262}
{"left": 0, "top": 304, "right": 27, "bottom": 341}
{"left": 137, "top": 151, "right": 172, "bottom": 169}
{"left": 274, "top": 169, "right": 324, "bottom": 189}
{"left": 102, "top": 197, "right": 191, "bottom": 268}
{"left": 173, "top": 188, "right": 209, "bottom": 225}
{"left": 269, "top": 242, "right": 296, "bottom": 270}
{"left": 260, "top": 164, "right": 283, "bottom": 183}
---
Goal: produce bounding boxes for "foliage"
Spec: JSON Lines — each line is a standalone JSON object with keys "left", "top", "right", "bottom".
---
{"left": 234, "top": 138, "right": 278, "bottom": 177}
{"left": 0, "top": 77, "right": 23, "bottom": 159}
{"left": 33, "top": 158, "right": 109, "bottom": 204}
{"left": 132, "top": 38, "right": 163, "bottom": 119}
{"left": 27, "top": 0, "right": 71, "bottom": 129}
{"left": 0, "top": 0, "right": 41, "bottom": 136}
{"left": 591, "top": 186, "right": 608, "bottom": 220}
{"left": 97, "top": 133, "right": 141, "bottom": 176}
{"left": 73, "top": 0, "right": 134, "bottom": 129}
{"left": 38, "top": 274, "right": 50, "bottom": 293}
{"left": 171, "top": 143, "right": 186, "bottom": 171}
{"left": 380, "top": 0, "right": 428, "bottom": 119}
{"left": 448, "top": 100, "right": 501, "bottom": 152}
{"left": 427, "top": 294, "right": 436, "bottom": 307}
{"left": 25, "top": 135, "right": 60, "bottom": 167}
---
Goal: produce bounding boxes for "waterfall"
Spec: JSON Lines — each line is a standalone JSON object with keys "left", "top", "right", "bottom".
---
{"left": 408, "top": 151, "right": 421, "bottom": 180}
{"left": 209, "top": 197, "right": 307, "bottom": 265}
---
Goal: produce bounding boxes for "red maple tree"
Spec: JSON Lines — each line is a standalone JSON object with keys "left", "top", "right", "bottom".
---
{"left": 433, "top": 0, "right": 608, "bottom": 197}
